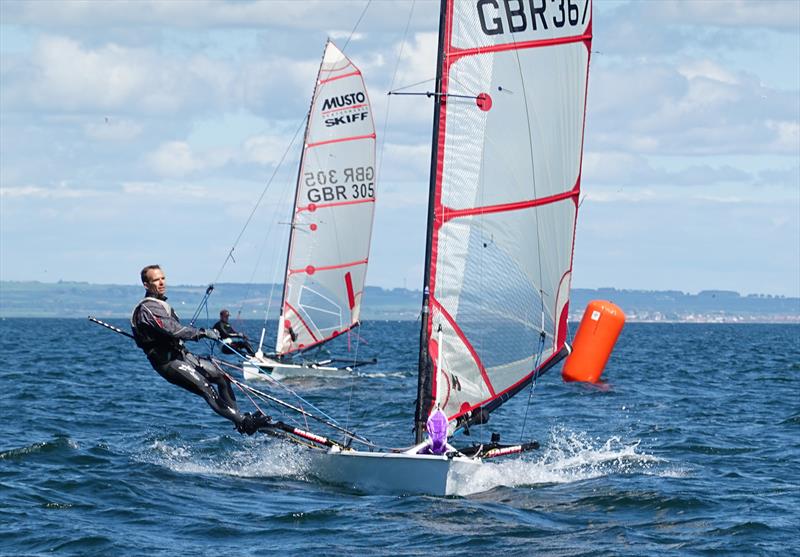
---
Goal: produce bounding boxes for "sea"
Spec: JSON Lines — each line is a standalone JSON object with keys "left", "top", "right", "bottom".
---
{"left": 1, "top": 318, "right": 798, "bottom": 556}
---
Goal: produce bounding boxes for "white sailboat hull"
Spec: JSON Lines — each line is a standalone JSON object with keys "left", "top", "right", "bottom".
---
{"left": 243, "top": 356, "right": 351, "bottom": 381}
{"left": 308, "top": 447, "right": 482, "bottom": 496}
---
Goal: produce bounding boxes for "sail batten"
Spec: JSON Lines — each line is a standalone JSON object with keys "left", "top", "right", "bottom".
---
{"left": 276, "top": 41, "right": 377, "bottom": 357}
{"left": 418, "top": 0, "right": 593, "bottom": 424}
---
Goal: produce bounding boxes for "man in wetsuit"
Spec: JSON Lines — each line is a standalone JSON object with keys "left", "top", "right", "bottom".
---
{"left": 131, "top": 264, "right": 269, "bottom": 435}
{"left": 213, "top": 309, "right": 255, "bottom": 356}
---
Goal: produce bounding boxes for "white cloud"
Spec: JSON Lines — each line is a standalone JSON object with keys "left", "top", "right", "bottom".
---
{"left": 0, "top": 184, "right": 103, "bottom": 199}
{"left": 677, "top": 60, "right": 739, "bottom": 85}
{"left": 241, "top": 135, "right": 292, "bottom": 166}
{"left": 146, "top": 141, "right": 239, "bottom": 177}
{"left": 588, "top": 59, "right": 799, "bottom": 156}
{"left": 1, "top": 35, "right": 240, "bottom": 115}
{"left": 1, "top": 0, "right": 424, "bottom": 31}
{"left": 766, "top": 120, "right": 800, "bottom": 152}
{"left": 641, "top": 0, "right": 800, "bottom": 31}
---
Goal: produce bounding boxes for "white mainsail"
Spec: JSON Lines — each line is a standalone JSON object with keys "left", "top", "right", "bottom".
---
{"left": 275, "top": 41, "right": 377, "bottom": 357}
{"left": 419, "top": 0, "right": 593, "bottom": 424}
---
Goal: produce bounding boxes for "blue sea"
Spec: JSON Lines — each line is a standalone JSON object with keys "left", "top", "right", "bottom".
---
{"left": 1, "top": 318, "right": 798, "bottom": 555}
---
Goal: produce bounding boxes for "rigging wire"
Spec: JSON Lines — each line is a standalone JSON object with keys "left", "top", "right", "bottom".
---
{"left": 188, "top": 111, "right": 306, "bottom": 331}
{"left": 215, "top": 114, "right": 307, "bottom": 286}
{"left": 213, "top": 357, "right": 375, "bottom": 446}
{"left": 509, "top": 32, "right": 552, "bottom": 439}
{"left": 340, "top": 0, "right": 371, "bottom": 53}
{"left": 519, "top": 331, "right": 546, "bottom": 442}
{"left": 338, "top": 0, "right": 420, "bottom": 443}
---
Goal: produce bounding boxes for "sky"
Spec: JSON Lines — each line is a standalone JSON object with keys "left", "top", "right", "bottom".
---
{"left": 1, "top": 0, "right": 798, "bottom": 297}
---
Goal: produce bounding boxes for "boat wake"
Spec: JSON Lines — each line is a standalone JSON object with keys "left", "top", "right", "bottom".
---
{"left": 141, "top": 437, "right": 311, "bottom": 479}
{"left": 449, "top": 427, "right": 668, "bottom": 497}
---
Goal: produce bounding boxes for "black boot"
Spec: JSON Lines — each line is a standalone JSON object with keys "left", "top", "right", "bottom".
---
{"left": 236, "top": 411, "right": 271, "bottom": 435}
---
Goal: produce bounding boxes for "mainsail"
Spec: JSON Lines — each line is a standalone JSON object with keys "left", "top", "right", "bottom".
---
{"left": 416, "top": 0, "right": 593, "bottom": 437}
{"left": 276, "top": 41, "right": 377, "bottom": 357}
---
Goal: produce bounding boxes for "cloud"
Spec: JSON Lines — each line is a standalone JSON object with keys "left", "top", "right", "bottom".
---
{"left": 1, "top": 0, "right": 436, "bottom": 33}
{"left": 639, "top": 0, "right": 800, "bottom": 31}
{"left": 146, "top": 141, "right": 239, "bottom": 177}
{"left": 583, "top": 151, "right": 753, "bottom": 188}
{"left": 0, "top": 184, "right": 104, "bottom": 199}
{"left": 1, "top": 35, "right": 231, "bottom": 114}
{"left": 598, "top": 0, "right": 800, "bottom": 57}
{"left": 241, "top": 134, "right": 295, "bottom": 167}
{"left": 588, "top": 59, "right": 800, "bottom": 156}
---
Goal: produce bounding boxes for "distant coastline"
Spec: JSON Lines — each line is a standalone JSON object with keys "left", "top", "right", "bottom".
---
{"left": 0, "top": 281, "right": 798, "bottom": 323}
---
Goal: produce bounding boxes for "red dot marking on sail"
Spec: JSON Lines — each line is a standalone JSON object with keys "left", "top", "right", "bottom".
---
{"left": 460, "top": 402, "right": 471, "bottom": 414}
{"left": 299, "top": 344, "right": 305, "bottom": 349}
{"left": 306, "top": 265, "right": 315, "bottom": 275}
{"left": 308, "top": 203, "right": 317, "bottom": 212}
{"left": 284, "top": 320, "right": 291, "bottom": 329}
{"left": 310, "top": 223, "right": 318, "bottom": 231}
{"left": 477, "top": 93, "right": 492, "bottom": 112}
{"left": 332, "top": 330, "right": 339, "bottom": 337}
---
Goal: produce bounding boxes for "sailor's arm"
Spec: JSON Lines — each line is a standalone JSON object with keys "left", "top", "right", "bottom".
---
{"left": 136, "top": 299, "right": 204, "bottom": 341}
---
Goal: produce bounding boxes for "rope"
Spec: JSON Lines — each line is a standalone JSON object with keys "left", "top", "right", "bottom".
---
{"left": 519, "top": 331, "right": 546, "bottom": 443}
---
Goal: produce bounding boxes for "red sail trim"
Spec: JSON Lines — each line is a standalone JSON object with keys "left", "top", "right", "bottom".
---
{"left": 307, "top": 133, "right": 376, "bottom": 149}
{"left": 446, "top": 347, "right": 565, "bottom": 423}
{"left": 322, "top": 103, "right": 369, "bottom": 115}
{"left": 284, "top": 302, "right": 320, "bottom": 343}
{"left": 280, "top": 302, "right": 360, "bottom": 356}
{"left": 554, "top": 268, "right": 573, "bottom": 350}
{"left": 344, "top": 272, "right": 356, "bottom": 310}
{"left": 319, "top": 69, "right": 360, "bottom": 85}
{"left": 559, "top": 18, "right": 594, "bottom": 351}
{"left": 288, "top": 258, "right": 368, "bottom": 276}
{"left": 430, "top": 297, "right": 497, "bottom": 399}
{"left": 441, "top": 187, "right": 579, "bottom": 223}
{"left": 281, "top": 322, "right": 360, "bottom": 356}
{"left": 446, "top": 31, "right": 593, "bottom": 63}
{"left": 297, "top": 197, "right": 375, "bottom": 214}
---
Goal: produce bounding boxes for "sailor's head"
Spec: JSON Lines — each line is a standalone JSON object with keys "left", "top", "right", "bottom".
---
{"left": 141, "top": 265, "right": 166, "bottom": 297}
{"left": 220, "top": 309, "right": 230, "bottom": 321}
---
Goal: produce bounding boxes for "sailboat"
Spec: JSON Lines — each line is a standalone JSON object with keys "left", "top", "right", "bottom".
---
{"left": 243, "top": 40, "right": 378, "bottom": 380}
{"left": 253, "top": 0, "right": 594, "bottom": 495}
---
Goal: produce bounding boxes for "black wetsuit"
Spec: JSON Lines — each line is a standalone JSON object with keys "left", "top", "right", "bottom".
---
{"left": 212, "top": 319, "right": 255, "bottom": 356}
{"left": 131, "top": 294, "right": 245, "bottom": 429}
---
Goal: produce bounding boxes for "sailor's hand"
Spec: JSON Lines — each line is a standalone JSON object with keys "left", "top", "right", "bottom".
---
{"left": 202, "top": 328, "right": 221, "bottom": 341}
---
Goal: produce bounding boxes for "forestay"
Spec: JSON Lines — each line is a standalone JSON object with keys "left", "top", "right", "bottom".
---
{"left": 276, "top": 41, "right": 377, "bottom": 356}
{"left": 422, "top": 0, "right": 593, "bottom": 422}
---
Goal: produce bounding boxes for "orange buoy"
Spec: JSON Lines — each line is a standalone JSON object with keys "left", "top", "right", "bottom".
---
{"left": 562, "top": 300, "right": 625, "bottom": 383}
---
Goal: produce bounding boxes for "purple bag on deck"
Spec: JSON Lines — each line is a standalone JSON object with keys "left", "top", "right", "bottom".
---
{"left": 426, "top": 408, "right": 449, "bottom": 455}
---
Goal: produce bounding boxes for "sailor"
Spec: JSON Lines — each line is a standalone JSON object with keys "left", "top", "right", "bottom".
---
{"left": 131, "top": 264, "right": 269, "bottom": 435}
{"left": 212, "top": 309, "right": 256, "bottom": 356}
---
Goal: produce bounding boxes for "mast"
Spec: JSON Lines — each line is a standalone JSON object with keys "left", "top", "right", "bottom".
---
{"left": 277, "top": 41, "right": 328, "bottom": 328}
{"left": 414, "top": 0, "right": 449, "bottom": 444}
{"left": 414, "top": 0, "right": 593, "bottom": 433}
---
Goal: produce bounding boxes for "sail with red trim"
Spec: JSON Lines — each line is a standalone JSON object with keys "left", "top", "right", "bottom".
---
{"left": 418, "top": 0, "right": 593, "bottom": 427}
{"left": 276, "top": 41, "right": 376, "bottom": 356}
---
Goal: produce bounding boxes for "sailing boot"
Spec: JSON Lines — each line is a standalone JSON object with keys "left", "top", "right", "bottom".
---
{"left": 236, "top": 411, "right": 271, "bottom": 435}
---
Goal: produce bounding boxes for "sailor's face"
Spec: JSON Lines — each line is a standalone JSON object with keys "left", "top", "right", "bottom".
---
{"left": 144, "top": 268, "right": 167, "bottom": 296}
